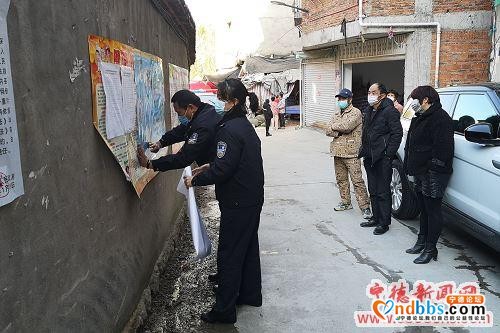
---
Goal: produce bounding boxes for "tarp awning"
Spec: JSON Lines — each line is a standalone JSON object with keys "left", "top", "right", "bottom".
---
{"left": 243, "top": 56, "right": 300, "bottom": 74}
{"left": 204, "top": 67, "right": 240, "bottom": 82}
{"left": 241, "top": 69, "right": 300, "bottom": 95}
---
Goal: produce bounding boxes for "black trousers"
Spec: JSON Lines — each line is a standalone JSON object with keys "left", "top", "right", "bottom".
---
{"left": 416, "top": 191, "right": 444, "bottom": 246}
{"left": 364, "top": 157, "right": 392, "bottom": 226}
{"left": 215, "top": 204, "right": 262, "bottom": 317}
{"left": 265, "top": 116, "right": 271, "bottom": 134}
{"left": 278, "top": 113, "right": 285, "bottom": 127}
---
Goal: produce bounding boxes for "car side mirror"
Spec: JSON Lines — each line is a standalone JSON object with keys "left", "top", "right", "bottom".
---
{"left": 465, "top": 123, "right": 500, "bottom": 146}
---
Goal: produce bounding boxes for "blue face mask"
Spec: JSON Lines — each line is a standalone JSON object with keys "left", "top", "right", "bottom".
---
{"left": 178, "top": 115, "right": 189, "bottom": 126}
{"left": 209, "top": 99, "right": 225, "bottom": 116}
{"left": 337, "top": 100, "right": 349, "bottom": 110}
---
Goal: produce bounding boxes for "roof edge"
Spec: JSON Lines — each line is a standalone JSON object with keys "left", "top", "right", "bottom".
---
{"left": 150, "top": 0, "right": 196, "bottom": 65}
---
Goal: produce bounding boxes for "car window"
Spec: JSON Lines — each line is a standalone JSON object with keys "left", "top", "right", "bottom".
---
{"left": 439, "top": 93, "right": 455, "bottom": 115}
{"left": 452, "top": 94, "right": 500, "bottom": 137}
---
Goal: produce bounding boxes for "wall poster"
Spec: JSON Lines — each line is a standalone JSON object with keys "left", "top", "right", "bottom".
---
{"left": 88, "top": 35, "right": 168, "bottom": 196}
{"left": 0, "top": 0, "right": 24, "bottom": 207}
{"left": 168, "top": 63, "right": 189, "bottom": 154}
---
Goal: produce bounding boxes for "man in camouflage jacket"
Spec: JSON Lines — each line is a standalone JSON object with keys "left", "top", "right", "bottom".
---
{"left": 326, "top": 89, "right": 371, "bottom": 218}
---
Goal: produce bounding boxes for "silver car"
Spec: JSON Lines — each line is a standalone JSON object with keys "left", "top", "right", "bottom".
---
{"left": 392, "top": 83, "right": 500, "bottom": 252}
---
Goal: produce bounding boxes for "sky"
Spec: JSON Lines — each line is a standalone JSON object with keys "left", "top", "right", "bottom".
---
{"left": 185, "top": 0, "right": 269, "bottom": 26}
{"left": 184, "top": 0, "right": 271, "bottom": 69}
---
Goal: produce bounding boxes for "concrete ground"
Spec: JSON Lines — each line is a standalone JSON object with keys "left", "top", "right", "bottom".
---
{"left": 202, "top": 126, "right": 500, "bottom": 333}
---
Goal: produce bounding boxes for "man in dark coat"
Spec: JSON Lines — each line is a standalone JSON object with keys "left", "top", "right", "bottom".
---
{"left": 262, "top": 98, "right": 273, "bottom": 136}
{"left": 137, "top": 89, "right": 221, "bottom": 171}
{"left": 358, "top": 83, "right": 403, "bottom": 235}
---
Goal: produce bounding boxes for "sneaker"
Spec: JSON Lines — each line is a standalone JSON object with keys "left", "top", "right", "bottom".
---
{"left": 362, "top": 208, "right": 372, "bottom": 219}
{"left": 334, "top": 202, "right": 353, "bottom": 211}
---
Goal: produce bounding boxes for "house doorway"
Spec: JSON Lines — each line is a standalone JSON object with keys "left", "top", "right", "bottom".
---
{"left": 343, "top": 59, "right": 405, "bottom": 111}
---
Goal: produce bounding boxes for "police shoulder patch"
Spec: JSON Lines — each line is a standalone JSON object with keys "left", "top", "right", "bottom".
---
{"left": 188, "top": 132, "right": 198, "bottom": 144}
{"left": 216, "top": 141, "right": 227, "bottom": 158}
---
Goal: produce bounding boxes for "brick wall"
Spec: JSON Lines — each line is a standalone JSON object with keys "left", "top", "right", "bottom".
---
{"left": 301, "top": 0, "right": 359, "bottom": 33}
{"left": 433, "top": 0, "right": 492, "bottom": 14}
{"left": 430, "top": 30, "right": 491, "bottom": 86}
{"left": 301, "top": 0, "right": 414, "bottom": 33}
{"left": 370, "top": 0, "right": 414, "bottom": 17}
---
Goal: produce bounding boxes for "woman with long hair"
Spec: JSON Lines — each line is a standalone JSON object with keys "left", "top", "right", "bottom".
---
{"left": 249, "top": 91, "right": 260, "bottom": 115}
{"left": 184, "top": 78, "right": 264, "bottom": 323}
{"left": 404, "top": 85, "right": 454, "bottom": 264}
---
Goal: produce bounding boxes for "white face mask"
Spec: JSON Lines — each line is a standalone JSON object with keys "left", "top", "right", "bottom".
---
{"left": 367, "top": 95, "right": 379, "bottom": 106}
{"left": 410, "top": 99, "right": 423, "bottom": 113}
{"left": 403, "top": 98, "right": 423, "bottom": 115}
{"left": 387, "top": 96, "right": 395, "bottom": 102}
{"left": 223, "top": 100, "right": 236, "bottom": 112}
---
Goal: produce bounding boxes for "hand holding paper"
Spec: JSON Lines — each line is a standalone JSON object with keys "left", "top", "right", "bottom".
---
{"left": 184, "top": 176, "right": 193, "bottom": 188}
{"left": 176, "top": 166, "right": 212, "bottom": 259}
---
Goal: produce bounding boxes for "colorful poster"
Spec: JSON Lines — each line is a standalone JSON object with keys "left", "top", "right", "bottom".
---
{"left": 168, "top": 63, "right": 189, "bottom": 154}
{"left": 0, "top": 0, "right": 24, "bottom": 207}
{"left": 88, "top": 35, "right": 167, "bottom": 196}
{"left": 135, "top": 54, "right": 166, "bottom": 147}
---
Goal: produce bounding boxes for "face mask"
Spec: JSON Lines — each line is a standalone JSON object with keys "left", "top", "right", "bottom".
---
{"left": 211, "top": 99, "right": 225, "bottom": 116}
{"left": 337, "top": 100, "right": 349, "bottom": 110}
{"left": 223, "top": 100, "right": 235, "bottom": 112}
{"left": 410, "top": 99, "right": 423, "bottom": 114}
{"left": 367, "top": 95, "right": 379, "bottom": 106}
{"left": 387, "top": 96, "right": 395, "bottom": 102}
{"left": 178, "top": 115, "right": 189, "bottom": 125}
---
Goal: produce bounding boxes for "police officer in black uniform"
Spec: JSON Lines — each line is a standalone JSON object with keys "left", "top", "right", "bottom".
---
{"left": 184, "top": 79, "right": 264, "bottom": 324}
{"left": 137, "top": 89, "right": 221, "bottom": 171}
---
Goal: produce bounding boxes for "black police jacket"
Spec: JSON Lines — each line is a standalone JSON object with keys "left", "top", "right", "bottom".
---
{"left": 358, "top": 98, "right": 403, "bottom": 165}
{"left": 403, "top": 101, "right": 454, "bottom": 176}
{"left": 151, "top": 103, "right": 222, "bottom": 171}
{"left": 192, "top": 108, "right": 265, "bottom": 208}
{"left": 262, "top": 101, "right": 273, "bottom": 120}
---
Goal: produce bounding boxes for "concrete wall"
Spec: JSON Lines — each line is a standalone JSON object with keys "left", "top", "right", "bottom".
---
{"left": 256, "top": 2, "right": 302, "bottom": 56}
{"left": 0, "top": 1, "right": 192, "bottom": 332}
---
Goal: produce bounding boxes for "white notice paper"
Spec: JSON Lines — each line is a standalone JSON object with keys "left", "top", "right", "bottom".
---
{"left": 0, "top": 0, "right": 25, "bottom": 207}
{"left": 176, "top": 166, "right": 212, "bottom": 259}
{"left": 120, "top": 65, "right": 137, "bottom": 133}
{"left": 100, "top": 62, "right": 125, "bottom": 139}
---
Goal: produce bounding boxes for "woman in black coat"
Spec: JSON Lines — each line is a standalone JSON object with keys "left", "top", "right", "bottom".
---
{"left": 184, "top": 79, "right": 264, "bottom": 324}
{"left": 404, "top": 86, "right": 454, "bottom": 264}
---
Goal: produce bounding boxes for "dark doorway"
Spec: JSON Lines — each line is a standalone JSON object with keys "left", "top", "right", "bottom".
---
{"left": 351, "top": 60, "right": 405, "bottom": 111}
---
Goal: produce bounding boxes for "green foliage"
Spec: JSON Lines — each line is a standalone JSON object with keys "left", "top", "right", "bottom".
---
{"left": 190, "top": 25, "right": 216, "bottom": 80}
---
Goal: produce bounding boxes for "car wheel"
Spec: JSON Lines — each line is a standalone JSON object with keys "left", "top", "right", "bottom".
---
{"left": 391, "top": 158, "right": 420, "bottom": 219}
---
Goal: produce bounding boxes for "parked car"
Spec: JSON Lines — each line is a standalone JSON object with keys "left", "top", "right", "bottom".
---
{"left": 392, "top": 83, "right": 500, "bottom": 251}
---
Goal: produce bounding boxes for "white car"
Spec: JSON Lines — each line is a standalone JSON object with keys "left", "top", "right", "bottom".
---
{"left": 392, "top": 84, "right": 500, "bottom": 252}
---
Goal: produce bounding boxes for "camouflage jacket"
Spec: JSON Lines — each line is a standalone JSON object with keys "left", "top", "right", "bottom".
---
{"left": 326, "top": 104, "right": 363, "bottom": 158}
